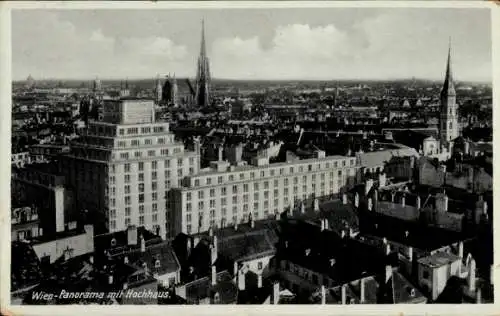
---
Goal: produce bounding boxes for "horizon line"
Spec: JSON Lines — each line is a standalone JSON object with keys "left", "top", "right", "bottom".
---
{"left": 12, "top": 76, "right": 492, "bottom": 84}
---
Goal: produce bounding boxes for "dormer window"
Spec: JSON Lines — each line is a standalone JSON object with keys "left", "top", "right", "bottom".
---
{"left": 111, "top": 238, "right": 117, "bottom": 247}
{"left": 305, "top": 249, "right": 311, "bottom": 256}
{"left": 155, "top": 259, "right": 161, "bottom": 268}
{"left": 329, "top": 258, "right": 336, "bottom": 266}
{"left": 214, "top": 292, "right": 220, "bottom": 304}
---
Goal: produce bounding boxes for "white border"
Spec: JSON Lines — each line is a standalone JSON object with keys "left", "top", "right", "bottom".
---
{"left": 1, "top": 1, "right": 498, "bottom": 316}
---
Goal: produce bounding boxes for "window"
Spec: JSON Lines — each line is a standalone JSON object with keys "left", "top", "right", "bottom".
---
{"left": 221, "top": 187, "right": 227, "bottom": 195}
{"left": 110, "top": 220, "right": 116, "bottom": 229}
{"left": 152, "top": 214, "right": 158, "bottom": 223}
{"left": 139, "top": 205, "right": 144, "bottom": 214}
{"left": 152, "top": 193, "right": 158, "bottom": 201}
{"left": 152, "top": 182, "right": 157, "bottom": 191}
{"left": 109, "top": 209, "right": 116, "bottom": 218}
{"left": 125, "top": 218, "right": 131, "bottom": 226}
{"left": 254, "top": 183, "right": 259, "bottom": 191}
{"left": 240, "top": 173, "right": 244, "bottom": 180}
{"left": 194, "top": 179, "right": 200, "bottom": 186}
{"left": 258, "top": 262, "right": 263, "bottom": 270}
{"left": 243, "top": 184, "right": 249, "bottom": 192}
{"left": 218, "top": 176, "right": 223, "bottom": 184}
{"left": 210, "top": 200, "right": 216, "bottom": 208}
{"left": 139, "top": 183, "right": 145, "bottom": 192}
{"left": 198, "top": 191, "right": 204, "bottom": 199}
{"left": 186, "top": 203, "right": 192, "bottom": 212}
{"left": 264, "top": 181, "right": 269, "bottom": 189}
{"left": 232, "top": 185, "right": 238, "bottom": 194}
{"left": 148, "top": 150, "right": 155, "bottom": 157}
{"left": 221, "top": 198, "right": 227, "bottom": 206}
{"left": 125, "top": 196, "right": 131, "bottom": 205}
{"left": 152, "top": 161, "right": 158, "bottom": 169}
{"left": 125, "top": 185, "right": 130, "bottom": 194}
{"left": 139, "top": 216, "right": 145, "bottom": 225}
{"left": 210, "top": 189, "right": 215, "bottom": 197}
{"left": 138, "top": 194, "right": 144, "bottom": 203}
{"left": 229, "top": 175, "right": 234, "bottom": 181}
{"left": 186, "top": 193, "right": 192, "bottom": 201}
{"left": 207, "top": 178, "right": 212, "bottom": 185}
{"left": 125, "top": 207, "right": 131, "bottom": 216}
{"left": 152, "top": 172, "right": 157, "bottom": 180}
{"left": 165, "top": 160, "right": 170, "bottom": 168}
{"left": 145, "top": 139, "right": 152, "bottom": 145}
{"left": 139, "top": 173, "right": 144, "bottom": 182}
{"left": 152, "top": 203, "right": 157, "bottom": 212}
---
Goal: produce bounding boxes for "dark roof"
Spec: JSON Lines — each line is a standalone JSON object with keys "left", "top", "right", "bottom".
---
{"left": 184, "top": 270, "right": 238, "bottom": 304}
{"left": 94, "top": 226, "right": 162, "bottom": 256}
{"left": 279, "top": 220, "right": 394, "bottom": 283}
{"left": 217, "top": 231, "right": 275, "bottom": 262}
{"left": 359, "top": 211, "right": 465, "bottom": 251}
{"left": 126, "top": 242, "right": 181, "bottom": 275}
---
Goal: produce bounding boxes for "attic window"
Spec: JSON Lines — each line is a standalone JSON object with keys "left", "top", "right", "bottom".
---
{"left": 305, "top": 249, "right": 311, "bottom": 256}
{"left": 111, "top": 238, "right": 117, "bottom": 246}
{"left": 329, "top": 258, "right": 336, "bottom": 266}
{"left": 155, "top": 259, "right": 161, "bottom": 268}
{"left": 214, "top": 292, "right": 220, "bottom": 304}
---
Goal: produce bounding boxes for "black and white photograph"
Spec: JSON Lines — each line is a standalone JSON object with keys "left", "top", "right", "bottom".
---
{"left": 3, "top": 1, "right": 497, "bottom": 311}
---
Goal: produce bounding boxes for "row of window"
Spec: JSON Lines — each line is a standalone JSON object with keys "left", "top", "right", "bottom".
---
{"left": 109, "top": 213, "right": 158, "bottom": 230}
{"left": 187, "top": 175, "right": 348, "bottom": 201}
{"left": 109, "top": 158, "right": 196, "bottom": 174}
{"left": 117, "top": 125, "right": 167, "bottom": 136}
{"left": 116, "top": 135, "right": 175, "bottom": 148}
{"left": 191, "top": 165, "right": 354, "bottom": 187}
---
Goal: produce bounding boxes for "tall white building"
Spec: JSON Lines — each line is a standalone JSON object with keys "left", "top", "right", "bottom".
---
{"left": 60, "top": 98, "right": 200, "bottom": 238}
{"left": 171, "top": 153, "right": 360, "bottom": 236}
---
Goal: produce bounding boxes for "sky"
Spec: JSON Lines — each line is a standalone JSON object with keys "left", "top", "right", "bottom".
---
{"left": 12, "top": 8, "right": 492, "bottom": 82}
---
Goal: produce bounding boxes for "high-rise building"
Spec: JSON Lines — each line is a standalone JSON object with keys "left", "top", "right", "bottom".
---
{"left": 60, "top": 98, "right": 201, "bottom": 238}
{"left": 195, "top": 19, "right": 211, "bottom": 107}
{"left": 162, "top": 75, "right": 172, "bottom": 104}
{"left": 439, "top": 40, "right": 459, "bottom": 151}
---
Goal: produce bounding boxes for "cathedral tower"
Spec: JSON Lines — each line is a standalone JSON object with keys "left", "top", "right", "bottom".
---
{"left": 195, "top": 19, "right": 211, "bottom": 107}
{"left": 439, "top": 39, "right": 459, "bottom": 151}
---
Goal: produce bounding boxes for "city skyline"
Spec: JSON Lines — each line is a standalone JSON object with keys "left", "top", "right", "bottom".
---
{"left": 12, "top": 8, "right": 492, "bottom": 82}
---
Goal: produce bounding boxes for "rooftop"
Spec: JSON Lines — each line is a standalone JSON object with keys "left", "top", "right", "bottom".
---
{"left": 417, "top": 251, "right": 461, "bottom": 268}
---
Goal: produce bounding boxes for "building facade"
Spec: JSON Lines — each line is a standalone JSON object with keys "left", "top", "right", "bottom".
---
{"left": 171, "top": 155, "right": 360, "bottom": 236}
{"left": 60, "top": 98, "right": 200, "bottom": 237}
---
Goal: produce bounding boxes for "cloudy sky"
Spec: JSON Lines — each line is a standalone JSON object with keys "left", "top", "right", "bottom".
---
{"left": 12, "top": 8, "right": 492, "bottom": 82}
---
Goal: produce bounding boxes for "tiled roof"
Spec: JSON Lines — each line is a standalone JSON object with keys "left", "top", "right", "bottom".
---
{"left": 217, "top": 231, "right": 276, "bottom": 262}
{"left": 357, "top": 147, "right": 419, "bottom": 169}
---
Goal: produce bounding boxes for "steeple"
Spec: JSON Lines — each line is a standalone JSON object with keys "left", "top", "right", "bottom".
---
{"left": 200, "top": 19, "right": 207, "bottom": 58}
{"left": 195, "top": 19, "right": 211, "bottom": 107}
{"left": 441, "top": 37, "right": 456, "bottom": 98}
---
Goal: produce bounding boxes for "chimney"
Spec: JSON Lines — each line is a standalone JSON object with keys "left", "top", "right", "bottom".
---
{"left": 321, "top": 285, "right": 326, "bottom": 305}
{"left": 324, "top": 218, "right": 329, "bottom": 230}
{"left": 250, "top": 215, "right": 255, "bottom": 228}
{"left": 187, "top": 238, "right": 192, "bottom": 258}
{"left": 274, "top": 212, "right": 280, "bottom": 220}
{"left": 314, "top": 199, "right": 320, "bottom": 212}
{"left": 234, "top": 221, "right": 238, "bottom": 231}
{"left": 458, "top": 241, "right": 464, "bottom": 259}
{"left": 385, "top": 243, "right": 391, "bottom": 255}
{"left": 401, "top": 195, "right": 406, "bottom": 206}
{"left": 476, "top": 288, "right": 482, "bottom": 304}
{"left": 365, "top": 179, "right": 374, "bottom": 196}
{"left": 385, "top": 265, "right": 393, "bottom": 284}
{"left": 354, "top": 193, "right": 360, "bottom": 208}
{"left": 89, "top": 255, "right": 94, "bottom": 264}
{"left": 342, "top": 193, "right": 348, "bottom": 205}
{"left": 468, "top": 258, "right": 476, "bottom": 292}
{"left": 124, "top": 256, "right": 129, "bottom": 264}
{"left": 360, "top": 278, "right": 365, "bottom": 303}
{"left": 301, "top": 202, "right": 306, "bottom": 214}
{"left": 320, "top": 219, "right": 325, "bottom": 231}
{"left": 341, "top": 230, "right": 346, "bottom": 239}
{"left": 127, "top": 225, "right": 138, "bottom": 245}
{"left": 378, "top": 173, "right": 387, "bottom": 187}
{"left": 218, "top": 146, "right": 223, "bottom": 161}
{"left": 416, "top": 196, "right": 421, "bottom": 209}
{"left": 272, "top": 281, "right": 280, "bottom": 305}
{"left": 391, "top": 192, "right": 395, "bottom": 202}
{"left": 208, "top": 226, "right": 213, "bottom": 237}
{"left": 238, "top": 270, "right": 246, "bottom": 291}
{"left": 341, "top": 284, "right": 347, "bottom": 305}
{"left": 367, "top": 198, "right": 373, "bottom": 211}
{"left": 211, "top": 244, "right": 217, "bottom": 265}
{"left": 257, "top": 274, "right": 263, "bottom": 288}
{"left": 108, "top": 274, "right": 113, "bottom": 285}
{"left": 211, "top": 265, "right": 217, "bottom": 286}
{"left": 233, "top": 261, "right": 238, "bottom": 278}
{"left": 407, "top": 246, "right": 413, "bottom": 262}
{"left": 140, "top": 235, "right": 146, "bottom": 252}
